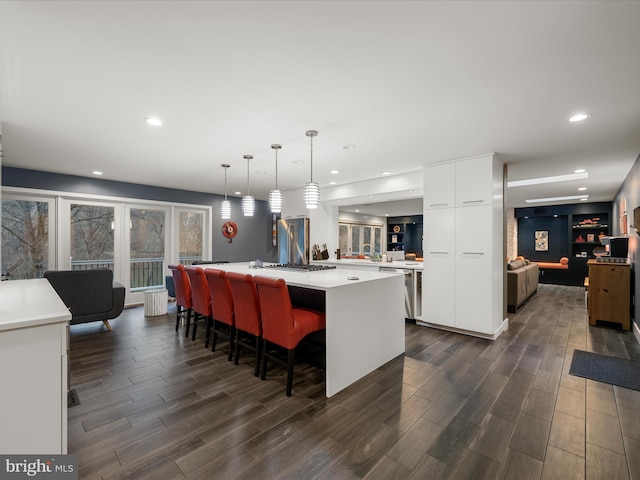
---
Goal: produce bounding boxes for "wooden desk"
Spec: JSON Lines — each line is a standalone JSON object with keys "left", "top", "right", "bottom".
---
{"left": 587, "top": 259, "right": 631, "bottom": 330}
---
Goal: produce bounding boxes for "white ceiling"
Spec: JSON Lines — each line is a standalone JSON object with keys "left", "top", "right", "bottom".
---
{"left": 1, "top": 1, "right": 639, "bottom": 212}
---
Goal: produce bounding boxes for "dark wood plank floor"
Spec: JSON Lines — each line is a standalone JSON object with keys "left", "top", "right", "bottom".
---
{"left": 68, "top": 284, "right": 640, "bottom": 479}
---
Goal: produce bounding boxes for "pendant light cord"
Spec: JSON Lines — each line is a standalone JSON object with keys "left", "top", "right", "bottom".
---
{"left": 309, "top": 134, "right": 314, "bottom": 183}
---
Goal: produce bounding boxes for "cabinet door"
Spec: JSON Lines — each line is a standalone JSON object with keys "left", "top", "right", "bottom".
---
{"left": 455, "top": 156, "right": 494, "bottom": 207}
{"left": 423, "top": 209, "right": 455, "bottom": 326}
{"left": 455, "top": 205, "right": 493, "bottom": 333}
{"left": 424, "top": 162, "right": 455, "bottom": 209}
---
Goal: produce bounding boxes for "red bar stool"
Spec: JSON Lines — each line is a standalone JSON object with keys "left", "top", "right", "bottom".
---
{"left": 168, "top": 264, "right": 193, "bottom": 338}
{"left": 225, "top": 272, "right": 262, "bottom": 376}
{"left": 204, "top": 269, "right": 235, "bottom": 361}
{"left": 253, "top": 276, "right": 326, "bottom": 396}
{"left": 183, "top": 266, "right": 212, "bottom": 344}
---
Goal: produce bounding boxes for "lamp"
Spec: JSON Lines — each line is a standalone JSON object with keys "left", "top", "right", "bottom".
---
{"left": 269, "top": 144, "right": 284, "bottom": 213}
{"left": 304, "top": 130, "right": 319, "bottom": 209}
{"left": 220, "top": 163, "right": 231, "bottom": 219}
{"left": 241, "top": 155, "right": 255, "bottom": 216}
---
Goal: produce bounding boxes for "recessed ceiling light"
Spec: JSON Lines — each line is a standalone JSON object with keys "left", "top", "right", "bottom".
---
{"left": 569, "top": 113, "right": 591, "bottom": 122}
{"left": 578, "top": 187, "right": 587, "bottom": 191}
{"left": 330, "top": 170, "right": 339, "bottom": 174}
{"left": 234, "top": 191, "right": 241, "bottom": 195}
{"left": 256, "top": 171, "right": 267, "bottom": 175}
{"left": 553, "top": 215, "right": 558, "bottom": 217}
{"left": 144, "top": 117, "right": 163, "bottom": 126}
{"left": 525, "top": 194, "right": 589, "bottom": 203}
{"left": 92, "top": 170, "right": 103, "bottom": 176}
{"left": 385, "top": 213, "right": 389, "bottom": 217}
{"left": 574, "top": 169, "right": 586, "bottom": 174}
{"left": 508, "top": 172, "right": 588, "bottom": 188}
{"left": 329, "top": 181, "right": 337, "bottom": 185}
{"left": 343, "top": 144, "right": 356, "bottom": 150}
{"left": 580, "top": 198, "right": 588, "bottom": 201}
{"left": 381, "top": 171, "right": 391, "bottom": 176}
{"left": 355, "top": 209, "right": 360, "bottom": 213}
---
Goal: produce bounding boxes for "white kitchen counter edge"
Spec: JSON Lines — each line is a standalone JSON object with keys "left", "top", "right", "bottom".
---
{"left": 312, "top": 259, "right": 423, "bottom": 270}
{"left": 0, "top": 278, "right": 72, "bottom": 331}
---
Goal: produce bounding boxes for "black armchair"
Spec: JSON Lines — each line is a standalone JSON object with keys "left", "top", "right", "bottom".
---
{"left": 44, "top": 269, "right": 125, "bottom": 330}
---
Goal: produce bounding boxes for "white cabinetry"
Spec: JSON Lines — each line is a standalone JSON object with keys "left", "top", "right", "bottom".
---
{"left": 455, "top": 157, "right": 494, "bottom": 206}
{"left": 0, "top": 279, "right": 71, "bottom": 454}
{"left": 423, "top": 208, "right": 455, "bottom": 327}
{"left": 424, "top": 162, "right": 455, "bottom": 209}
{"left": 422, "top": 154, "right": 506, "bottom": 338}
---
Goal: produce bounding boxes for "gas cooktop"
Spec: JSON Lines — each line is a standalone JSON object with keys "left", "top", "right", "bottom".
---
{"left": 264, "top": 263, "right": 337, "bottom": 272}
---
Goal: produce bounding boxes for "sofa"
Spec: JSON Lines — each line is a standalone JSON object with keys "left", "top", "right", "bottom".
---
{"left": 507, "top": 258, "right": 539, "bottom": 313}
{"left": 44, "top": 269, "right": 125, "bottom": 329}
{"left": 537, "top": 256, "right": 589, "bottom": 286}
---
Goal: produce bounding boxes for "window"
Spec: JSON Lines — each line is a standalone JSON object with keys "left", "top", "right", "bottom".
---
{"left": 1, "top": 197, "right": 55, "bottom": 280}
{"left": 178, "top": 210, "right": 204, "bottom": 265}
{"left": 70, "top": 203, "right": 115, "bottom": 270}
{"left": 2, "top": 186, "right": 211, "bottom": 305}
{"left": 338, "top": 222, "right": 383, "bottom": 256}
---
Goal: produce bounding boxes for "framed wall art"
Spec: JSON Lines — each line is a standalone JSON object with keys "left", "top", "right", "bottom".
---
{"left": 535, "top": 230, "right": 548, "bottom": 251}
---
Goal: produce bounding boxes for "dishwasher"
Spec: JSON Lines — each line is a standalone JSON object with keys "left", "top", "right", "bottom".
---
{"left": 379, "top": 266, "right": 414, "bottom": 319}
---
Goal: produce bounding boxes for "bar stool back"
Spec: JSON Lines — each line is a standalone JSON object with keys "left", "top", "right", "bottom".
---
{"left": 168, "top": 264, "right": 193, "bottom": 337}
{"left": 204, "top": 269, "right": 235, "bottom": 361}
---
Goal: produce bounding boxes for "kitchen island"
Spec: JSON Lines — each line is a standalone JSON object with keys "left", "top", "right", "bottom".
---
{"left": 194, "top": 262, "right": 405, "bottom": 397}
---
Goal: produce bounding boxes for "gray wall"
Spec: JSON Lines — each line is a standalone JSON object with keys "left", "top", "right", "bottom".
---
{"left": 612, "top": 155, "right": 640, "bottom": 329}
{"left": 2, "top": 167, "right": 278, "bottom": 263}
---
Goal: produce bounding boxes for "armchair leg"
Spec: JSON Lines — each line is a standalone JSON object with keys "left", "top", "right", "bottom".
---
{"left": 211, "top": 320, "right": 218, "bottom": 352}
{"left": 205, "top": 317, "right": 212, "bottom": 348}
{"left": 102, "top": 320, "right": 112, "bottom": 331}
{"left": 260, "top": 339, "right": 268, "bottom": 381}
{"left": 191, "top": 313, "right": 198, "bottom": 341}
{"left": 227, "top": 327, "right": 235, "bottom": 362}
{"left": 254, "top": 336, "right": 261, "bottom": 377}
{"left": 286, "top": 349, "right": 295, "bottom": 397}
{"left": 185, "top": 311, "right": 191, "bottom": 338}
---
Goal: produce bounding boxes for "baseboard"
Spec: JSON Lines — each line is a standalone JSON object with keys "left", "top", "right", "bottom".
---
{"left": 415, "top": 317, "right": 509, "bottom": 341}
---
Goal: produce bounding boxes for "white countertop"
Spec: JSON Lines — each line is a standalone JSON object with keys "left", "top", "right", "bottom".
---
{"left": 312, "top": 258, "right": 423, "bottom": 270}
{"left": 195, "top": 262, "right": 404, "bottom": 289}
{"left": 0, "top": 278, "right": 72, "bottom": 332}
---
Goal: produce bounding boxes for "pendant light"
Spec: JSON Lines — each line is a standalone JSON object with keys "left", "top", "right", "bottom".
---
{"left": 220, "top": 163, "right": 231, "bottom": 219}
{"left": 304, "top": 129, "right": 320, "bottom": 209}
{"left": 269, "top": 144, "right": 284, "bottom": 213}
{"left": 241, "top": 154, "right": 255, "bottom": 216}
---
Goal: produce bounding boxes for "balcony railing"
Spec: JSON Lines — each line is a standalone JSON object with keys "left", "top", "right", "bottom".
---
{"left": 70, "top": 256, "right": 202, "bottom": 291}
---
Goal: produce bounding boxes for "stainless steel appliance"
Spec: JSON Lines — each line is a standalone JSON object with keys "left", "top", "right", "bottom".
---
{"left": 379, "top": 266, "right": 414, "bottom": 319}
{"left": 278, "top": 217, "right": 310, "bottom": 265}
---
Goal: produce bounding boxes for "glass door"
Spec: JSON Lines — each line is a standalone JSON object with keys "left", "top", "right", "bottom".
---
{"left": 126, "top": 206, "right": 168, "bottom": 303}
{"left": 176, "top": 209, "right": 204, "bottom": 265}
{"left": 59, "top": 199, "right": 122, "bottom": 296}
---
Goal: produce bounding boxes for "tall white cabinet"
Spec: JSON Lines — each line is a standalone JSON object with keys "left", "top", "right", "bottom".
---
{"left": 422, "top": 154, "right": 506, "bottom": 338}
{"left": 0, "top": 279, "right": 71, "bottom": 454}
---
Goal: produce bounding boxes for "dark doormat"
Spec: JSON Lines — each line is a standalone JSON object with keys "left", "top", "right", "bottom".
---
{"left": 569, "top": 349, "right": 640, "bottom": 391}
{"left": 68, "top": 388, "right": 81, "bottom": 407}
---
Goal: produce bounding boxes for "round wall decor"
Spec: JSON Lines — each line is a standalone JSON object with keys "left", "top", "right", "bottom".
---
{"left": 393, "top": 225, "right": 401, "bottom": 233}
{"left": 222, "top": 221, "right": 238, "bottom": 243}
